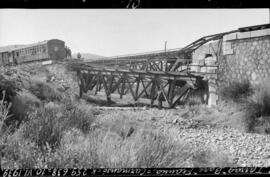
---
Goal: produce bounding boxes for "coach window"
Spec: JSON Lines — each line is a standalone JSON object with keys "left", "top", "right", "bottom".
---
{"left": 42, "top": 46, "right": 44, "bottom": 52}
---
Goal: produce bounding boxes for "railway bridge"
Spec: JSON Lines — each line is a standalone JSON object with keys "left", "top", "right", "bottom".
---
{"left": 68, "top": 28, "right": 242, "bottom": 108}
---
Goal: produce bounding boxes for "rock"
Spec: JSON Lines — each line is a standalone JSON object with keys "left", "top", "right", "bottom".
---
{"left": 151, "top": 117, "right": 156, "bottom": 121}
{"left": 126, "top": 127, "right": 135, "bottom": 137}
{"left": 172, "top": 119, "right": 178, "bottom": 124}
{"left": 218, "top": 136, "right": 224, "bottom": 141}
{"left": 251, "top": 72, "right": 257, "bottom": 80}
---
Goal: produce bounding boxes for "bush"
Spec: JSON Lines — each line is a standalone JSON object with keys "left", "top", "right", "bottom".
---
{"left": 245, "top": 80, "right": 270, "bottom": 133}
{"left": 107, "top": 114, "right": 138, "bottom": 139}
{"left": 35, "top": 128, "right": 100, "bottom": 168}
{"left": 9, "top": 90, "right": 42, "bottom": 126}
{"left": 2, "top": 117, "right": 235, "bottom": 168}
{"left": 28, "top": 80, "right": 62, "bottom": 102}
{"left": 135, "top": 129, "right": 191, "bottom": 167}
{"left": 62, "top": 101, "right": 96, "bottom": 134}
{"left": 21, "top": 107, "right": 66, "bottom": 150}
{"left": 1, "top": 129, "right": 40, "bottom": 169}
{"left": 186, "top": 95, "right": 203, "bottom": 106}
{"left": 191, "top": 144, "right": 234, "bottom": 167}
{"left": 94, "top": 118, "right": 193, "bottom": 168}
{"left": 220, "top": 79, "right": 253, "bottom": 102}
{"left": 0, "top": 75, "right": 21, "bottom": 103}
{"left": 0, "top": 91, "right": 12, "bottom": 141}
{"left": 21, "top": 100, "right": 96, "bottom": 150}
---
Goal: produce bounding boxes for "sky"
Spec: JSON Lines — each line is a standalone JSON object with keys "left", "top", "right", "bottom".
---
{"left": 0, "top": 9, "right": 269, "bottom": 56}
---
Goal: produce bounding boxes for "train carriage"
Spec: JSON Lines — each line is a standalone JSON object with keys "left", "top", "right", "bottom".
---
{"left": 0, "top": 51, "right": 11, "bottom": 66}
{"left": 0, "top": 39, "right": 66, "bottom": 66}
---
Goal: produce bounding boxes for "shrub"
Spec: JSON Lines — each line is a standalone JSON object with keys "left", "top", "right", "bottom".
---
{"left": 0, "top": 75, "right": 21, "bottom": 127}
{"left": 35, "top": 128, "right": 100, "bottom": 168}
{"left": 28, "top": 80, "right": 62, "bottom": 102}
{"left": 0, "top": 75, "right": 21, "bottom": 103}
{"left": 97, "top": 130, "right": 137, "bottom": 168}
{"left": 107, "top": 114, "right": 138, "bottom": 139}
{"left": 95, "top": 120, "right": 193, "bottom": 168}
{"left": 21, "top": 100, "right": 96, "bottom": 150}
{"left": 220, "top": 79, "right": 253, "bottom": 102}
{"left": 2, "top": 117, "right": 235, "bottom": 168}
{"left": 1, "top": 129, "right": 40, "bottom": 169}
{"left": 191, "top": 144, "right": 235, "bottom": 167}
{"left": 21, "top": 107, "right": 66, "bottom": 150}
{"left": 9, "top": 90, "right": 42, "bottom": 126}
{"left": 245, "top": 80, "right": 270, "bottom": 133}
{"left": 62, "top": 101, "right": 96, "bottom": 134}
{"left": 135, "top": 129, "right": 191, "bottom": 167}
{"left": 186, "top": 95, "right": 203, "bottom": 106}
{"left": 0, "top": 90, "right": 14, "bottom": 139}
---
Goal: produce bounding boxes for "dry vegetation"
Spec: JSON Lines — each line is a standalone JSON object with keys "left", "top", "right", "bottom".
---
{"left": 1, "top": 63, "right": 270, "bottom": 168}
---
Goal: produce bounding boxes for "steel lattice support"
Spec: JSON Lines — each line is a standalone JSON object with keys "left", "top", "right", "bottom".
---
{"left": 76, "top": 68, "right": 199, "bottom": 108}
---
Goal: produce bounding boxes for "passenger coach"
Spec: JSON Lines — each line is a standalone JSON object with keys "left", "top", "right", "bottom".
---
{"left": 0, "top": 39, "right": 66, "bottom": 66}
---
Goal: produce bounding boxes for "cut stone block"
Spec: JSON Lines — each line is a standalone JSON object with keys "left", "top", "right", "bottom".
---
{"left": 200, "top": 67, "right": 207, "bottom": 73}
{"left": 222, "top": 42, "right": 232, "bottom": 52}
{"left": 190, "top": 65, "right": 200, "bottom": 72}
{"left": 223, "top": 48, "right": 234, "bottom": 55}
{"left": 237, "top": 31, "right": 251, "bottom": 39}
{"left": 42, "top": 60, "right": 53, "bottom": 65}
{"left": 250, "top": 29, "right": 270, "bottom": 38}
{"left": 223, "top": 33, "right": 237, "bottom": 41}
{"left": 208, "top": 93, "right": 218, "bottom": 106}
{"left": 209, "top": 85, "right": 217, "bottom": 92}
{"left": 266, "top": 29, "right": 270, "bottom": 35}
{"left": 207, "top": 68, "right": 217, "bottom": 73}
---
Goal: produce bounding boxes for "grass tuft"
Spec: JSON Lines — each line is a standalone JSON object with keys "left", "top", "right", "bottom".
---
{"left": 28, "top": 80, "right": 62, "bottom": 102}
{"left": 220, "top": 79, "right": 253, "bottom": 102}
{"left": 244, "top": 80, "right": 270, "bottom": 133}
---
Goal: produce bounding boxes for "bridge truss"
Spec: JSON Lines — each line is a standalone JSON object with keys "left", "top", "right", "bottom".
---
{"left": 68, "top": 28, "right": 240, "bottom": 108}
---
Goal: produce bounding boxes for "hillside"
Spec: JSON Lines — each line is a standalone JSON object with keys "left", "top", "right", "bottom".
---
{"left": 0, "top": 44, "right": 25, "bottom": 52}
{"left": 1, "top": 62, "right": 270, "bottom": 168}
{"left": 72, "top": 53, "right": 106, "bottom": 61}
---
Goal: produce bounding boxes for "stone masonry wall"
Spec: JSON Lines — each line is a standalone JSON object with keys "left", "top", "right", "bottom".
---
{"left": 219, "top": 35, "right": 270, "bottom": 87}
{"left": 191, "top": 28, "right": 270, "bottom": 105}
{"left": 192, "top": 41, "right": 219, "bottom": 61}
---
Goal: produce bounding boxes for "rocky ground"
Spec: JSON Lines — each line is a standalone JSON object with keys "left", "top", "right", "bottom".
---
{"left": 95, "top": 107, "right": 270, "bottom": 167}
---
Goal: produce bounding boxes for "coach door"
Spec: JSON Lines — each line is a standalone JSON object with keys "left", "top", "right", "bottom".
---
{"left": 8, "top": 51, "right": 15, "bottom": 64}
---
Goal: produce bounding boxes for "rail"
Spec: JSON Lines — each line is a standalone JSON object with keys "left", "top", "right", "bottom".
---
{"left": 86, "top": 28, "right": 240, "bottom": 63}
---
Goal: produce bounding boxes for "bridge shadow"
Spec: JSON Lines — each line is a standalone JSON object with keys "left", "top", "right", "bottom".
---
{"left": 82, "top": 93, "right": 159, "bottom": 108}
